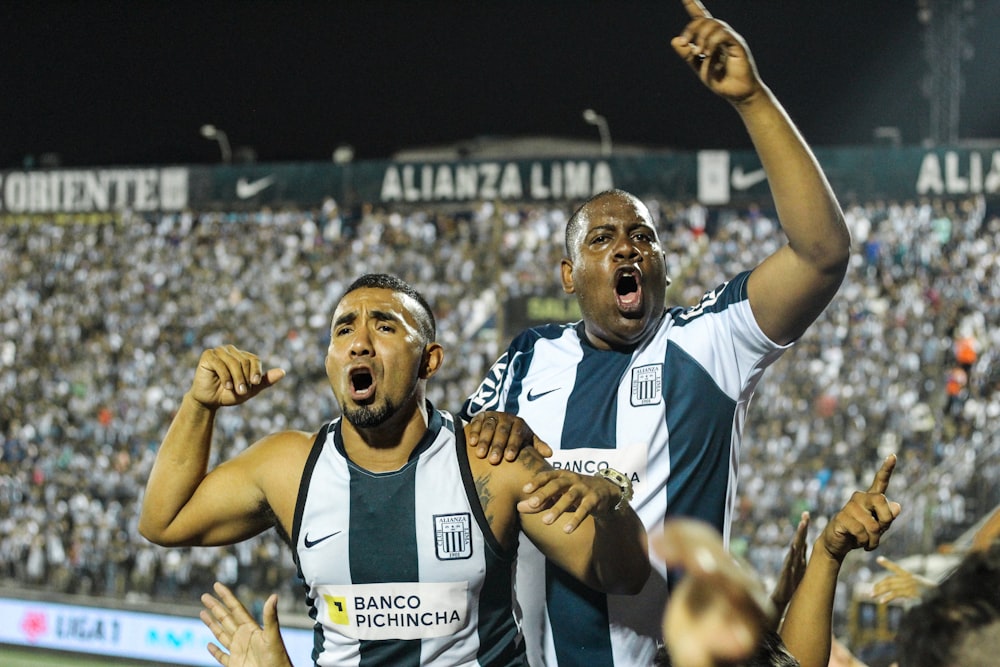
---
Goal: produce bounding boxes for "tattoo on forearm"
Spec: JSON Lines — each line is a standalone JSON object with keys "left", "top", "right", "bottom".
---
{"left": 518, "top": 447, "right": 550, "bottom": 474}
{"left": 475, "top": 472, "right": 496, "bottom": 525}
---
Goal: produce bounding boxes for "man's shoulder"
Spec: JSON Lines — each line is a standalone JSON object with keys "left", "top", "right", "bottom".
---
{"left": 502, "top": 323, "right": 584, "bottom": 366}
{"left": 669, "top": 272, "right": 754, "bottom": 326}
{"left": 510, "top": 321, "right": 579, "bottom": 349}
{"left": 697, "top": 272, "right": 753, "bottom": 308}
{"left": 257, "top": 428, "right": 320, "bottom": 447}
{"left": 249, "top": 429, "right": 320, "bottom": 466}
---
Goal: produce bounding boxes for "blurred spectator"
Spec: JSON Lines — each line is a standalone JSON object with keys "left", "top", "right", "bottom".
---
{"left": 894, "top": 542, "right": 1000, "bottom": 667}
{"left": 0, "top": 193, "right": 997, "bottom": 658}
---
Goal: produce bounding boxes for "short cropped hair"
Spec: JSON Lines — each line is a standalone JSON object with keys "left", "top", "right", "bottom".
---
{"left": 564, "top": 189, "right": 649, "bottom": 261}
{"left": 342, "top": 273, "right": 436, "bottom": 343}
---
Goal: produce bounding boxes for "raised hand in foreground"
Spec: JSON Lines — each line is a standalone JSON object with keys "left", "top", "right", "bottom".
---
{"left": 653, "top": 518, "right": 776, "bottom": 667}
{"left": 872, "top": 555, "right": 936, "bottom": 604}
{"left": 770, "top": 510, "right": 810, "bottom": 628}
{"left": 780, "top": 454, "right": 901, "bottom": 667}
{"left": 200, "top": 582, "right": 292, "bottom": 667}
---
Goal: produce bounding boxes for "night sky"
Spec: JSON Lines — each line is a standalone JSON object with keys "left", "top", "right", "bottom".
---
{"left": 3, "top": 1, "right": 998, "bottom": 170}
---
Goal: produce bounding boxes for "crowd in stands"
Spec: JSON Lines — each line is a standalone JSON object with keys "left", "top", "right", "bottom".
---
{"left": 1, "top": 192, "right": 997, "bottom": 654}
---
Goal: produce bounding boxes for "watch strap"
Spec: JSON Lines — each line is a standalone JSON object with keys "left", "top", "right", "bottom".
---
{"left": 595, "top": 467, "right": 633, "bottom": 511}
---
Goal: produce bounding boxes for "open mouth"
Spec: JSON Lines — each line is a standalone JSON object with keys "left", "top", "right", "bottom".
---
{"left": 615, "top": 270, "right": 643, "bottom": 314}
{"left": 349, "top": 367, "right": 375, "bottom": 400}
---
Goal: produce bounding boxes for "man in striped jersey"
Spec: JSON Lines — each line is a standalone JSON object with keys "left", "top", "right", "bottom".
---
{"left": 460, "top": 1, "right": 851, "bottom": 664}
{"left": 139, "top": 273, "right": 649, "bottom": 666}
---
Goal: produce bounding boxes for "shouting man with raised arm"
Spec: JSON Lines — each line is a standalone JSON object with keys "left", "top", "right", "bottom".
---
{"left": 460, "top": 1, "right": 850, "bottom": 664}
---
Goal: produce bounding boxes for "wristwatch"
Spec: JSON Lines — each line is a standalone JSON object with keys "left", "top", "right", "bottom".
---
{"left": 595, "top": 468, "right": 634, "bottom": 511}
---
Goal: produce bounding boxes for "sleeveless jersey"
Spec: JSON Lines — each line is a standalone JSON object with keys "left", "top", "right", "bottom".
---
{"left": 460, "top": 271, "right": 789, "bottom": 666}
{"left": 292, "top": 406, "right": 527, "bottom": 666}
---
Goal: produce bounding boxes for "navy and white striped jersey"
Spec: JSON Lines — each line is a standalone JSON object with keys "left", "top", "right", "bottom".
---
{"left": 460, "top": 271, "right": 790, "bottom": 667}
{"left": 291, "top": 406, "right": 527, "bottom": 667}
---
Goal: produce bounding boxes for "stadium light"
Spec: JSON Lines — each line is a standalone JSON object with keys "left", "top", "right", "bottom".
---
{"left": 200, "top": 124, "right": 232, "bottom": 164}
{"left": 333, "top": 144, "right": 355, "bottom": 164}
{"left": 582, "top": 108, "right": 612, "bottom": 157}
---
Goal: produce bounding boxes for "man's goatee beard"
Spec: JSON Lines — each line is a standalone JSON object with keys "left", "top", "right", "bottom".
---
{"left": 344, "top": 401, "right": 395, "bottom": 428}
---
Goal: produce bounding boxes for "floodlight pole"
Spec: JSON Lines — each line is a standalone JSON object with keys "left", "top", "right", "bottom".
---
{"left": 200, "top": 124, "right": 232, "bottom": 164}
{"left": 582, "top": 108, "right": 612, "bottom": 157}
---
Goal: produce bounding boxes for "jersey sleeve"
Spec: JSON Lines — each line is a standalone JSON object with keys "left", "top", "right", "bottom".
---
{"left": 674, "top": 270, "right": 791, "bottom": 396}
{"left": 459, "top": 348, "right": 512, "bottom": 421}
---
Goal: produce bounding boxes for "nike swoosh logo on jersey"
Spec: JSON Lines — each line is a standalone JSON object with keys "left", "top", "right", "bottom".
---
{"left": 303, "top": 530, "right": 342, "bottom": 548}
{"left": 526, "top": 387, "right": 560, "bottom": 401}
{"left": 236, "top": 175, "right": 276, "bottom": 199}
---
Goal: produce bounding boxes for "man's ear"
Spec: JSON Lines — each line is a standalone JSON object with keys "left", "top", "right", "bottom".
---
{"left": 560, "top": 258, "right": 575, "bottom": 295}
{"left": 420, "top": 343, "right": 444, "bottom": 379}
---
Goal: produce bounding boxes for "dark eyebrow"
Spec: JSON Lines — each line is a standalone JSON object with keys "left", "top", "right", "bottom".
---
{"left": 370, "top": 310, "right": 403, "bottom": 325}
{"left": 585, "top": 223, "right": 616, "bottom": 238}
{"left": 333, "top": 309, "right": 403, "bottom": 330}
{"left": 333, "top": 312, "right": 356, "bottom": 329}
{"left": 586, "top": 222, "right": 655, "bottom": 238}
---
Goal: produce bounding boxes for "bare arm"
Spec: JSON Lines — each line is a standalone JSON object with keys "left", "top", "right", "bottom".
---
{"left": 476, "top": 446, "right": 649, "bottom": 594}
{"left": 672, "top": 0, "right": 850, "bottom": 345}
{"left": 780, "top": 455, "right": 900, "bottom": 667}
{"left": 138, "top": 345, "right": 289, "bottom": 546}
{"left": 519, "top": 452, "right": 649, "bottom": 594}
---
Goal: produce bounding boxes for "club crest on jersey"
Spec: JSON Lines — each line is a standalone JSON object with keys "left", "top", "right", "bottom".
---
{"left": 434, "top": 513, "right": 473, "bottom": 560}
{"left": 631, "top": 364, "right": 663, "bottom": 406}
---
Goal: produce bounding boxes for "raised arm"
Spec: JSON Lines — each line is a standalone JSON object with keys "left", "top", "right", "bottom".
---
{"left": 138, "top": 345, "right": 291, "bottom": 546}
{"left": 672, "top": 0, "right": 850, "bottom": 345}
{"left": 780, "top": 455, "right": 900, "bottom": 667}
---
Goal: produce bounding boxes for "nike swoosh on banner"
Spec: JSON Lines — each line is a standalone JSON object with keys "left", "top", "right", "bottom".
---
{"left": 730, "top": 166, "right": 767, "bottom": 191}
{"left": 526, "top": 387, "right": 560, "bottom": 401}
{"left": 236, "top": 175, "right": 276, "bottom": 199}
{"left": 304, "top": 530, "right": 342, "bottom": 548}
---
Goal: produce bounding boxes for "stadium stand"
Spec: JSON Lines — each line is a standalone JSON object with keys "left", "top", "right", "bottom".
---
{"left": 1, "top": 184, "right": 998, "bottom": 661}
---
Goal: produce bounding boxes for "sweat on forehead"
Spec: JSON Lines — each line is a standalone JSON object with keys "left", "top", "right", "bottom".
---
{"left": 564, "top": 189, "right": 652, "bottom": 257}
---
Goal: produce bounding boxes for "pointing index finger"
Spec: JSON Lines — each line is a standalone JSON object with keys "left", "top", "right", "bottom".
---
{"left": 681, "top": 0, "right": 712, "bottom": 20}
{"left": 868, "top": 454, "right": 897, "bottom": 495}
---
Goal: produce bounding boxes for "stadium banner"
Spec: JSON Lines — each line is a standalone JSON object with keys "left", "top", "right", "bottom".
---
{"left": 0, "top": 167, "right": 190, "bottom": 214}
{"left": 1, "top": 144, "right": 998, "bottom": 214}
{"left": 0, "top": 596, "right": 315, "bottom": 666}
